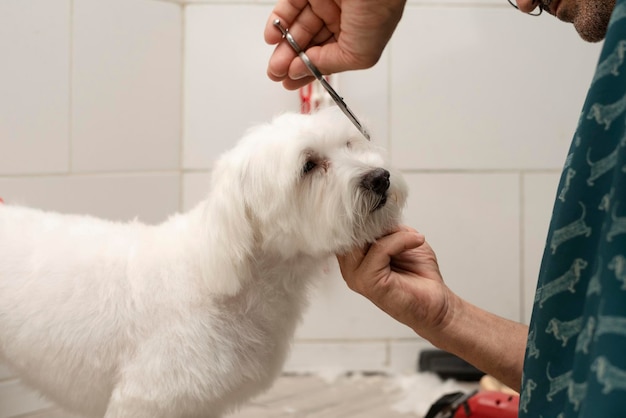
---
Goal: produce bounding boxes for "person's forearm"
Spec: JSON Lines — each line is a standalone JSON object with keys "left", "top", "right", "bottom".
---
{"left": 421, "top": 294, "right": 528, "bottom": 392}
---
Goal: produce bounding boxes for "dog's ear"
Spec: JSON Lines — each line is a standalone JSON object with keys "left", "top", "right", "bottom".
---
{"left": 200, "top": 157, "right": 256, "bottom": 296}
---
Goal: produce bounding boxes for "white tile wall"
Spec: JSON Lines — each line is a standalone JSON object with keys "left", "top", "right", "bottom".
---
{"left": 72, "top": 0, "right": 182, "bottom": 172}
{"left": 183, "top": 4, "right": 299, "bottom": 169}
{"left": 182, "top": 171, "right": 212, "bottom": 210}
{"left": 0, "top": 0, "right": 605, "bottom": 415}
{"left": 0, "top": 174, "right": 180, "bottom": 224}
{"left": 390, "top": 6, "right": 601, "bottom": 170}
{"left": 0, "top": 0, "right": 71, "bottom": 176}
{"left": 283, "top": 342, "right": 389, "bottom": 375}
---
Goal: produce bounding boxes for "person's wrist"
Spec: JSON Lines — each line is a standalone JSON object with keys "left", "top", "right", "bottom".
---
{"left": 415, "top": 287, "right": 461, "bottom": 351}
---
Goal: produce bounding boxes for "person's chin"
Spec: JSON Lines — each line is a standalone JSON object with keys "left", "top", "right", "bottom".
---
{"left": 571, "top": 0, "right": 614, "bottom": 43}
{"left": 573, "top": 18, "right": 609, "bottom": 43}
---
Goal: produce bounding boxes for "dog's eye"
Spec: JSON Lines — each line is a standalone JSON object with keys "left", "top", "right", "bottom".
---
{"left": 302, "top": 160, "right": 316, "bottom": 174}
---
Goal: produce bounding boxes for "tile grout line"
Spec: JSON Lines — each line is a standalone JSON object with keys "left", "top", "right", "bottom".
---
{"left": 399, "top": 168, "right": 562, "bottom": 175}
{"left": 179, "top": 3, "right": 187, "bottom": 213}
{"left": 387, "top": 39, "right": 394, "bottom": 160}
{"left": 68, "top": 0, "right": 74, "bottom": 175}
{"left": 0, "top": 169, "right": 211, "bottom": 180}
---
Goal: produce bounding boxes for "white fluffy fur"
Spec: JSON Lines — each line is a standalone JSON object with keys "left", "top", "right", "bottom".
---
{"left": 0, "top": 108, "right": 407, "bottom": 418}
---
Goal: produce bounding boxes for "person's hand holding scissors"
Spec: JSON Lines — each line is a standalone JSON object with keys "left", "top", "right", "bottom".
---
{"left": 264, "top": 0, "right": 407, "bottom": 90}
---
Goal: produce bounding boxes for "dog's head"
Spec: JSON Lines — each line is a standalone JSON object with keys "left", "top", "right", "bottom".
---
{"left": 204, "top": 108, "right": 407, "bottom": 293}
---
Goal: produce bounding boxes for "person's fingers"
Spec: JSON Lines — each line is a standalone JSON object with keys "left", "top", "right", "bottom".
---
{"left": 264, "top": 0, "right": 312, "bottom": 45}
{"left": 283, "top": 38, "right": 376, "bottom": 83}
{"left": 307, "top": 25, "right": 335, "bottom": 49}
{"left": 267, "top": 42, "right": 298, "bottom": 81}
{"left": 267, "top": 4, "right": 326, "bottom": 80}
{"left": 275, "top": 74, "right": 311, "bottom": 90}
{"left": 336, "top": 226, "right": 420, "bottom": 272}
{"left": 267, "top": 0, "right": 342, "bottom": 84}
{"left": 390, "top": 224, "right": 419, "bottom": 234}
{"left": 275, "top": 40, "right": 334, "bottom": 89}
{"left": 338, "top": 231, "right": 423, "bottom": 279}
{"left": 277, "top": 36, "right": 336, "bottom": 89}
{"left": 265, "top": 0, "right": 340, "bottom": 45}
{"left": 359, "top": 231, "right": 424, "bottom": 274}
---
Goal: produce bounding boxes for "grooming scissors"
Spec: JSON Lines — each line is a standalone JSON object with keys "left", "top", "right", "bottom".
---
{"left": 273, "top": 19, "right": 371, "bottom": 141}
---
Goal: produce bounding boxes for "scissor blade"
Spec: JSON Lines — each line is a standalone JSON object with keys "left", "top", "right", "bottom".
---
{"left": 272, "top": 19, "right": 371, "bottom": 141}
{"left": 317, "top": 77, "right": 371, "bottom": 140}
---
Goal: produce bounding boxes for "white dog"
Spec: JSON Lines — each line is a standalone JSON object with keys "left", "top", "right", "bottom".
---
{"left": 0, "top": 108, "right": 407, "bottom": 418}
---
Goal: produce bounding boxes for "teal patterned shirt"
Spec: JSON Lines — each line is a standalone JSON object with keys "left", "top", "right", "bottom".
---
{"left": 520, "top": 1, "right": 626, "bottom": 416}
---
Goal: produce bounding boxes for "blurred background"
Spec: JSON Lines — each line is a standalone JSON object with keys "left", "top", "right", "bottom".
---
{"left": 0, "top": 0, "right": 603, "bottom": 416}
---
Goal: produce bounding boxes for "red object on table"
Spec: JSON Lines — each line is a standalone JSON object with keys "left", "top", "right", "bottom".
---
{"left": 453, "top": 391, "right": 519, "bottom": 418}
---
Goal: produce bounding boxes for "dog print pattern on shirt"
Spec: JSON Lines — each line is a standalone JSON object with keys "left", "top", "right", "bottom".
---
{"left": 520, "top": 1, "right": 626, "bottom": 416}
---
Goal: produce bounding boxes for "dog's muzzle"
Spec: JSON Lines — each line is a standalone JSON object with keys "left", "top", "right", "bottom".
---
{"left": 361, "top": 168, "right": 390, "bottom": 210}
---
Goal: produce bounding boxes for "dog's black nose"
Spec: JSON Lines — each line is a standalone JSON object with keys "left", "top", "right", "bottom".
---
{"left": 361, "top": 168, "right": 390, "bottom": 196}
